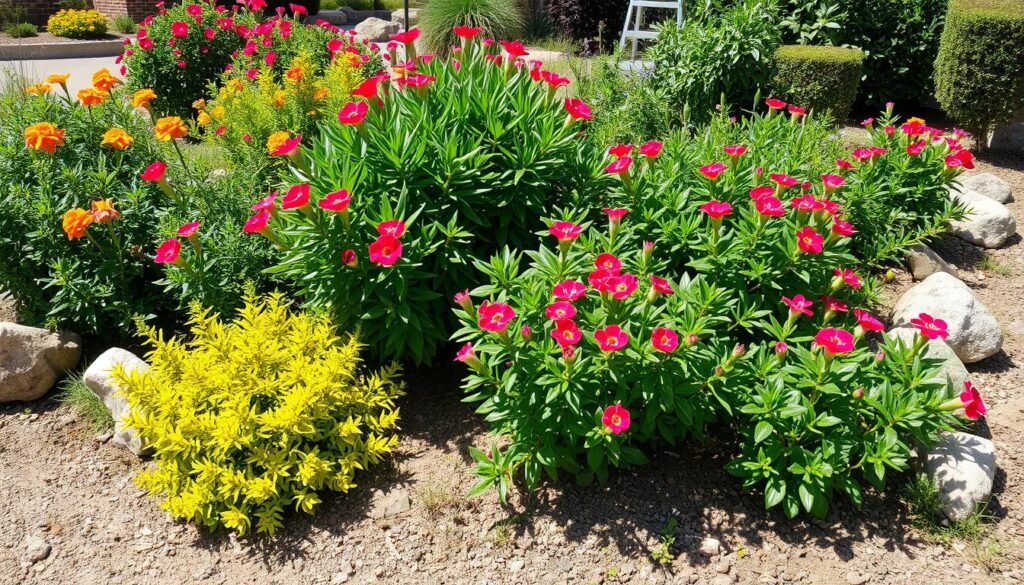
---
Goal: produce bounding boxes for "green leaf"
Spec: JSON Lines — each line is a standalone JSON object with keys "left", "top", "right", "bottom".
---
{"left": 754, "top": 421, "right": 774, "bottom": 444}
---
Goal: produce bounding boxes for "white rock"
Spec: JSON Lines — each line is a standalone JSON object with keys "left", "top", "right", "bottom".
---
{"left": 368, "top": 488, "right": 411, "bottom": 518}
{"left": 0, "top": 323, "right": 81, "bottom": 402}
{"left": 953, "top": 172, "right": 1013, "bottom": 203}
{"left": 23, "top": 535, "right": 51, "bottom": 563}
{"left": 355, "top": 17, "right": 400, "bottom": 42}
{"left": 905, "top": 244, "right": 959, "bottom": 280}
{"left": 390, "top": 8, "right": 419, "bottom": 26}
{"left": 699, "top": 537, "right": 721, "bottom": 556}
{"left": 84, "top": 348, "right": 149, "bottom": 456}
{"left": 885, "top": 327, "right": 968, "bottom": 392}
{"left": 891, "top": 272, "right": 1003, "bottom": 363}
{"left": 950, "top": 188, "right": 1017, "bottom": 248}
{"left": 925, "top": 432, "right": 997, "bottom": 522}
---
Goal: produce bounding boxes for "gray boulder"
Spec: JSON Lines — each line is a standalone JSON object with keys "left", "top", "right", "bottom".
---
{"left": 925, "top": 432, "right": 997, "bottom": 522}
{"left": 953, "top": 172, "right": 1013, "bottom": 204}
{"left": 905, "top": 243, "right": 959, "bottom": 280}
{"left": 312, "top": 9, "right": 347, "bottom": 25}
{"left": 950, "top": 188, "right": 1017, "bottom": 248}
{"left": 891, "top": 272, "right": 1003, "bottom": 363}
{"left": 391, "top": 8, "right": 420, "bottom": 26}
{"left": 355, "top": 17, "right": 400, "bottom": 42}
{"left": 0, "top": 323, "right": 81, "bottom": 402}
{"left": 83, "top": 347, "right": 148, "bottom": 455}
{"left": 885, "top": 327, "right": 968, "bottom": 392}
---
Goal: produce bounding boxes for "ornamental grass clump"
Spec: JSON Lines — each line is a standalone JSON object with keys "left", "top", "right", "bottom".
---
{"left": 116, "top": 293, "right": 403, "bottom": 536}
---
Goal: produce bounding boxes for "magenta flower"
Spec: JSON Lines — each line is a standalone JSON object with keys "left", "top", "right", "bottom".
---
{"left": 833, "top": 267, "right": 862, "bottom": 289}
{"left": 756, "top": 196, "right": 785, "bottom": 218}
{"left": 154, "top": 238, "right": 183, "bottom": 265}
{"left": 960, "top": 381, "right": 987, "bottom": 420}
{"left": 749, "top": 186, "right": 774, "bottom": 200}
{"left": 821, "top": 295, "right": 849, "bottom": 314}
{"left": 318, "top": 189, "right": 352, "bottom": 212}
{"left": 552, "top": 319, "right": 582, "bottom": 347}
{"left": 765, "top": 97, "right": 786, "bottom": 110}
{"left": 831, "top": 220, "right": 856, "bottom": 238}
{"left": 723, "top": 144, "right": 748, "bottom": 158}
{"left": 638, "top": 140, "right": 663, "bottom": 158}
{"left": 141, "top": 160, "right": 167, "bottom": 182}
{"left": 796, "top": 226, "right": 824, "bottom": 254}
{"left": 782, "top": 294, "right": 813, "bottom": 317}
{"left": 338, "top": 100, "right": 369, "bottom": 125}
{"left": 595, "top": 324, "right": 628, "bottom": 352}
{"left": 477, "top": 301, "right": 515, "bottom": 333}
{"left": 911, "top": 313, "right": 949, "bottom": 340}
{"left": 815, "top": 327, "right": 855, "bottom": 355}
{"left": 601, "top": 404, "right": 631, "bottom": 434}
{"left": 564, "top": 98, "right": 592, "bottom": 121}
{"left": 368, "top": 235, "right": 402, "bottom": 266}
{"left": 545, "top": 301, "right": 577, "bottom": 321}
{"left": 854, "top": 309, "right": 884, "bottom": 332}
{"left": 594, "top": 252, "right": 622, "bottom": 273}
{"left": 649, "top": 275, "right": 673, "bottom": 295}
{"left": 700, "top": 200, "right": 732, "bottom": 219}
{"left": 699, "top": 162, "right": 727, "bottom": 181}
{"left": 608, "top": 273, "right": 638, "bottom": 300}
{"left": 651, "top": 327, "right": 679, "bottom": 353}
{"left": 606, "top": 156, "right": 633, "bottom": 175}
{"left": 281, "top": 184, "right": 310, "bottom": 210}
{"left": 553, "top": 280, "right": 587, "bottom": 302}
{"left": 176, "top": 221, "right": 200, "bottom": 238}
{"left": 377, "top": 219, "right": 407, "bottom": 238}
{"left": 549, "top": 220, "right": 582, "bottom": 242}
{"left": 608, "top": 144, "right": 634, "bottom": 158}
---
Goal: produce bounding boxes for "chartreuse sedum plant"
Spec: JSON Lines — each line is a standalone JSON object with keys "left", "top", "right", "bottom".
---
{"left": 115, "top": 293, "right": 403, "bottom": 535}
{"left": 253, "top": 27, "right": 597, "bottom": 363}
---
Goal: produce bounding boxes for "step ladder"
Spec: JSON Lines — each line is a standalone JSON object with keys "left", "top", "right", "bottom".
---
{"left": 618, "top": 0, "right": 685, "bottom": 60}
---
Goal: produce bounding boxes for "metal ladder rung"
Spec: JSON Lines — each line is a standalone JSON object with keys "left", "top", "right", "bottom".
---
{"left": 619, "top": 1, "right": 685, "bottom": 61}
{"left": 621, "top": 30, "right": 660, "bottom": 40}
{"left": 630, "top": 1, "right": 681, "bottom": 7}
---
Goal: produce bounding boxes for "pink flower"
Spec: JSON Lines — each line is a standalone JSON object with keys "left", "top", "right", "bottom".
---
{"left": 608, "top": 273, "right": 638, "bottom": 300}
{"left": 790, "top": 195, "right": 819, "bottom": 213}
{"left": 588, "top": 268, "right": 615, "bottom": 292}
{"left": 252, "top": 192, "right": 277, "bottom": 212}
{"left": 788, "top": 104, "right": 806, "bottom": 117}
{"left": 281, "top": 184, "right": 310, "bottom": 210}
{"left": 541, "top": 70, "right": 570, "bottom": 89}
{"left": 390, "top": 28, "right": 421, "bottom": 44}
{"left": 594, "top": 252, "right": 622, "bottom": 272}
{"left": 960, "top": 381, "right": 987, "bottom": 420}
{"left": 368, "top": 234, "right": 402, "bottom": 266}
{"left": 264, "top": 51, "right": 277, "bottom": 67}
{"left": 821, "top": 296, "right": 849, "bottom": 314}
{"left": 154, "top": 238, "right": 182, "bottom": 265}
{"left": 851, "top": 148, "right": 874, "bottom": 162}
{"left": 186, "top": 4, "right": 202, "bottom": 17}
{"left": 945, "top": 149, "right": 975, "bottom": 170}
{"left": 831, "top": 220, "right": 856, "bottom": 238}
{"left": 749, "top": 186, "right": 774, "bottom": 200}
{"left": 608, "top": 143, "right": 633, "bottom": 158}
{"left": 756, "top": 196, "right": 785, "bottom": 218}
{"left": 452, "top": 25, "right": 483, "bottom": 40}
{"left": 499, "top": 40, "right": 528, "bottom": 59}
{"left": 171, "top": 21, "right": 189, "bottom": 38}
{"left": 836, "top": 159, "right": 854, "bottom": 171}
{"left": 377, "top": 219, "right": 407, "bottom": 238}
{"left": 650, "top": 275, "right": 673, "bottom": 295}
{"left": 553, "top": 280, "right": 587, "bottom": 302}
{"left": 700, "top": 200, "right": 732, "bottom": 219}
{"left": 821, "top": 174, "right": 845, "bottom": 192}
{"left": 243, "top": 210, "right": 271, "bottom": 233}
{"left": 833, "top": 267, "right": 862, "bottom": 289}
{"left": 601, "top": 404, "right": 631, "bottom": 434}
{"left": 141, "top": 161, "right": 167, "bottom": 182}
{"left": 342, "top": 249, "right": 358, "bottom": 267}
{"left": 723, "top": 144, "right": 748, "bottom": 158}
{"left": 271, "top": 134, "right": 302, "bottom": 157}
{"left": 319, "top": 189, "right": 352, "bottom": 212}
{"left": 564, "top": 98, "right": 592, "bottom": 121}
{"left": 606, "top": 156, "right": 633, "bottom": 175}
{"left": 911, "top": 313, "right": 948, "bottom": 340}
{"left": 907, "top": 141, "right": 926, "bottom": 156}
{"left": 478, "top": 301, "right": 515, "bottom": 333}
{"left": 770, "top": 173, "right": 798, "bottom": 189}
{"left": 551, "top": 319, "right": 582, "bottom": 347}
{"left": 545, "top": 301, "right": 577, "bottom": 321}
{"left": 176, "top": 221, "right": 200, "bottom": 237}
{"left": 796, "top": 226, "right": 824, "bottom": 254}
{"left": 549, "top": 220, "right": 582, "bottom": 242}
{"left": 639, "top": 140, "right": 663, "bottom": 158}
{"left": 338, "top": 100, "right": 368, "bottom": 125}
{"left": 454, "top": 343, "right": 477, "bottom": 364}
{"left": 651, "top": 327, "right": 678, "bottom": 353}
{"left": 765, "top": 97, "right": 786, "bottom": 110}
{"left": 603, "top": 207, "right": 629, "bottom": 224}
{"left": 814, "top": 328, "right": 855, "bottom": 355}
{"left": 595, "top": 324, "right": 628, "bottom": 351}
{"left": 854, "top": 309, "right": 884, "bottom": 332}
{"left": 783, "top": 294, "right": 814, "bottom": 317}
{"left": 699, "top": 162, "right": 727, "bottom": 181}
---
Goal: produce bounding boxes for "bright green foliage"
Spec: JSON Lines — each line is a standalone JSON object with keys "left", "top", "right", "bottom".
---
{"left": 935, "top": 0, "right": 1024, "bottom": 138}
{"left": 112, "top": 15, "right": 138, "bottom": 35}
{"left": 771, "top": 45, "right": 864, "bottom": 119}
{"left": 4, "top": 22, "right": 38, "bottom": 38}
{"left": 47, "top": 9, "right": 109, "bottom": 39}
{"left": 420, "top": 0, "right": 525, "bottom": 54}
{"left": 647, "top": 0, "right": 781, "bottom": 125}
{"left": 59, "top": 374, "right": 114, "bottom": 432}
{"left": 117, "top": 293, "right": 403, "bottom": 535}
{"left": 267, "top": 36, "right": 597, "bottom": 363}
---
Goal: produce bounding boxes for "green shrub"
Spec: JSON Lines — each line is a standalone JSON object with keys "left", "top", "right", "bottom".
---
{"left": 935, "top": 0, "right": 1024, "bottom": 139}
{"left": 58, "top": 374, "right": 114, "bottom": 433}
{"left": 47, "top": 9, "right": 109, "bottom": 39}
{"left": 112, "top": 14, "right": 137, "bottom": 34}
{"left": 771, "top": 45, "right": 864, "bottom": 119}
{"left": 118, "top": 293, "right": 403, "bottom": 535}
{"left": 0, "top": 1, "right": 27, "bottom": 28}
{"left": 647, "top": 0, "right": 781, "bottom": 125}
{"left": 4, "top": 22, "right": 38, "bottom": 38}
{"left": 420, "top": 0, "right": 525, "bottom": 54}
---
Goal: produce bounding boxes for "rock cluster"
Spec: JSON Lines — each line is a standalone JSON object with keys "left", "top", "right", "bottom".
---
{"left": 0, "top": 323, "right": 81, "bottom": 403}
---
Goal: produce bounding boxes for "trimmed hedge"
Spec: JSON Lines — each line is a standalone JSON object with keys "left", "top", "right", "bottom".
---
{"left": 935, "top": 0, "right": 1024, "bottom": 138}
{"left": 771, "top": 45, "right": 864, "bottom": 119}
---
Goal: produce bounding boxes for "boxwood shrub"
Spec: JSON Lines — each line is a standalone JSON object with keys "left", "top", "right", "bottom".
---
{"left": 771, "top": 45, "right": 865, "bottom": 119}
{"left": 934, "top": 0, "right": 1024, "bottom": 139}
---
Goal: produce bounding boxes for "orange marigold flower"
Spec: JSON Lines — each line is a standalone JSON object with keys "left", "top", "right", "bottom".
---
{"left": 62, "top": 208, "right": 94, "bottom": 240}
{"left": 90, "top": 199, "right": 120, "bottom": 223}
{"left": 46, "top": 73, "right": 70, "bottom": 85}
{"left": 154, "top": 116, "right": 188, "bottom": 141}
{"left": 91, "top": 68, "right": 121, "bottom": 93}
{"left": 24, "top": 122, "right": 65, "bottom": 155}
{"left": 192, "top": 98, "right": 206, "bottom": 111}
{"left": 101, "top": 128, "right": 134, "bottom": 150}
{"left": 272, "top": 90, "right": 287, "bottom": 108}
{"left": 313, "top": 87, "right": 329, "bottom": 102}
{"left": 285, "top": 66, "right": 305, "bottom": 83}
{"left": 131, "top": 88, "right": 157, "bottom": 108}
{"left": 266, "top": 131, "right": 291, "bottom": 155}
{"left": 26, "top": 83, "right": 51, "bottom": 96}
{"left": 77, "top": 87, "right": 108, "bottom": 106}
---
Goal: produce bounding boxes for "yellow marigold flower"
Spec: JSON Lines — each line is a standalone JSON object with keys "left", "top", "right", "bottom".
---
{"left": 266, "top": 131, "right": 291, "bottom": 155}
{"left": 210, "top": 105, "right": 226, "bottom": 120}
{"left": 132, "top": 88, "right": 157, "bottom": 108}
{"left": 24, "top": 122, "right": 65, "bottom": 155}
{"left": 101, "top": 128, "right": 134, "bottom": 150}
{"left": 313, "top": 87, "right": 329, "bottom": 102}
{"left": 77, "top": 87, "right": 108, "bottom": 106}
{"left": 92, "top": 68, "right": 120, "bottom": 93}
{"left": 62, "top": 208, "right": 94, "bottom": 240}
{"left": 272, "top": 90, "right": 286, "bottom": 108}
{"left": 226, "top": 79, "right": 245, "bottom": 94}
{"left": 46, "top": 73, "right": 70, "bottom": 85}
{"left": 90, "top": 199, "right": 120, "bottom": 223}
{"left": 154, "top": 116, "right": 189, "bottom": 141}
{"left": 197, "top": 111, "right": 212, "bottom": 126}
{"left": 26, "top": 83, "right": 51, "bottom": 96}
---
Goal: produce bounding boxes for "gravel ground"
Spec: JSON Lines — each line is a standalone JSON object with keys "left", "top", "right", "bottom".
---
{"left": 2, "top": 155, "right": 1024, "bottom": 585}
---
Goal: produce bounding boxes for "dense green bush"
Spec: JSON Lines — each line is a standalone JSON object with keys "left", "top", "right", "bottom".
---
{"left": 770, "top": 45, "right": 864, "bottom": 119}
{"left": 935, "top": 0, "right": 1024, "bottom": 139}
{"left": 420, "top": 0, "right": 525, "bottom": 54}
{"left": 647, "top": 0, "right": 781, "bottom": 125}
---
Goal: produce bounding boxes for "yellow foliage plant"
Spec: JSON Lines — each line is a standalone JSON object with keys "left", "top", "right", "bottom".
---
{"left": 114, "top": 292, "right": 403, "bottom": 536}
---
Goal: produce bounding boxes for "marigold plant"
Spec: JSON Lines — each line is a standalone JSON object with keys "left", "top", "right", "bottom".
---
{"left": 116, "top": 293, "right": 404, "bottom": 535}
{"left": 47, "top": 9, "right": 109, "bottom": 40}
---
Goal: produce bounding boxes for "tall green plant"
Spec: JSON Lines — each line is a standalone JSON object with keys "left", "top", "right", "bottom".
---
{"left": 420, "top": 0, "right": 525, "bottom": 54}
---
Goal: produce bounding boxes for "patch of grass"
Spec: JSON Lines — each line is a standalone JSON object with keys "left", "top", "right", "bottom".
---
{"left": 976, "top": 254, "right": 1011, "bottom": 276}
{"left": 112, "top": 15, "right": 137, "bottom": 34}
{"left": 492, "top": 512, "right": 530, "bottom": 547}
{"left": 416, "top": 482, "right": 460, "bottom": 517}
{"left": 4, "top": 22, "right": 38, "bottom": 38}
{"left": 58, "top": 373, "right": 113, "bottom": 433}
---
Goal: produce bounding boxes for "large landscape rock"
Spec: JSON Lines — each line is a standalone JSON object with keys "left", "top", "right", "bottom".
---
{"left": 0, "top": 323, "right": 81, "bottom": 402}
{"left": 890, "top": 272, "right": 1002, "bottom": 363}
{"left": 925, "top": 432, "right": 997, "bottom": 522}
{"left": 355, "top": 17, "right": 400, "bottom": 42}
{"left": 953, "top": 172, "right": 1013, "bottom": 204}
{"left": 885, "top": 327, "right": 968, "bottom": 392}
{"left": 949, "top": 188, "right": 1017, "bottom": 248}
{"left": 905, "top": 244, "right": 959, "bottom": 280}
{"left": 83, "top": 347, "right": 148, "bottom": 455}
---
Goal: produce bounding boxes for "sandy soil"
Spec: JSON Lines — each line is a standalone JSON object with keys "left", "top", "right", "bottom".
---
{"left": 2, "top": 154, "right": 1024, "bottom": 585}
